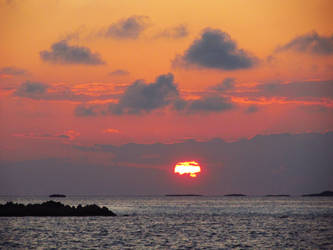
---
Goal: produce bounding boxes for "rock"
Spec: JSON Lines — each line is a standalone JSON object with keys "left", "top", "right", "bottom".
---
{"left": 302, "top": 190, "right": 333, "bottom": 197}
{"left": 0, "top": 200, "right": 116, "bottom": 216}
{"left": 49, "top": 194, "right": 66, "bottom": 198}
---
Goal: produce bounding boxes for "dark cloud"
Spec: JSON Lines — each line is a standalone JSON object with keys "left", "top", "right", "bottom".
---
{"left": 109, "top": 73, "right": 179, "bottom": 114}
{"left": 2, "top": 132, "right": 332, "bottom": 195}
{"left": 74, "top": 73, "right": 235, "bottom": 116}
{"left": 211, "top": 77, "right": 235, "bottom": 92}
{"left": 227, "top": 79, "right": 333, "bottom": 103}
{"left": 109, "top": 69, "right": 130, "bottom": 76}
{"left": 154, "top": 24, "right": 188, "bottom": 39}
{"left": 255, "top": 80, "right": 333, "bottom": 99}
{"left": 40, "top": 40, "right": 105, "bottom": 65}
{"left": 13, "top": 130, "right": 80, "bottom": 141}
{"left": 70, "top": 132, "right": 333, "bottom": 195}
{"left": 275, "top": 31, "right": 333, "bottom": 55}
{"left": 245, "top": 105, "right": 259, "bottom": 113}
{"left": 14, "top": 81, "right": 49, "bottom": 99}
{"left": 0, "top": 66, "right": 26, "bottom": 76}
{"left": 74, "top": 104, "right": 99, "bottom": 117}
{"left": 104, "top": 15, "right": 149, "bottom": 39}
{"left": 174, "top": 28, "right": 257, "bottom": 70}
{"left": 13, "top": 81, "right": 119, "bottom": 102}
{"left": 187, "top": 96, "right": 234, "bottom": 113}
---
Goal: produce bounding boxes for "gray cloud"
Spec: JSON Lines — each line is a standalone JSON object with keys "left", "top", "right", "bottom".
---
{"left": 255, "top": 80, "right": 333, "bottom": 99}
{"left": 109, "top": 73, "right": 179, "bottom": 114}
{"left": 187, "top": 96, "right": 234, "bottom": 113}
{"left": 154, "top": 24, "right": 188, "bottom": 39}
{"left": 275, "top": 31, "right": 333, "bottom": 55}
{"left": 70, "top": 132, "right": 333, "bottom": 195}
{"left": 104, "top": 15, "right": 149, "bottom": 39}
{"left": 14, "top": 81, "right": 49, "bottom": 99}
{"left": 211, "top": 77, "right": 235, "bottom": 92}
{"left": 13, "top": 81, "right": 119, "bottom": 102}
{"left": 40, "top": 40, "right": 105, "bottom": 65}
{"left": 245, "top": 105, "right": 259, "bottom": 113}
{"left": 74, "top": 104, "right": 99, "bottom": 117}
{"left": 0, "top": 66, "right": 26, "bottom": 76}
{"left": 174, "top": 28, "right": 257, "bottom": 70}
{"left": 109, "top": 69, "right": 130, "bottom": 77}
{"left": 2, "top": 132, "right": 332, "bottom": 195}
{"left": 74, "top": 73, "right": 235, "bottom": 116}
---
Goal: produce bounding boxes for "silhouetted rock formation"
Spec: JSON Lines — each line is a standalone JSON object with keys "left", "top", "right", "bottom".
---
{"left": 49, "top": 194, "right": 66, "bottom": 198}
{"left": 0, "top": 200, "right": 116, "bottom": 216}
{"left": 224, "top": 194, "right": 247, "bottom": 196}
{"left": 302, "top": 190, "right": 333, "bottom": 197}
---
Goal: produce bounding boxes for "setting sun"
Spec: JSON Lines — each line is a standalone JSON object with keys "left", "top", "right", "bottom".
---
{"left": 174, "top": 161, "right": 201, "bottom": 178}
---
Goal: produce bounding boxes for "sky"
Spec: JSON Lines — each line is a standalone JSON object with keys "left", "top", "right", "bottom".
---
{"left": 0, "top": 0, "right": 333, "bottom": 195}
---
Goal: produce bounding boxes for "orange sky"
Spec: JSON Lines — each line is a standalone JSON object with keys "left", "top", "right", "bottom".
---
{"left": 1, "top": 0, "right": 333, "bottom": 195}
{"left": 0, "top": 0, "right": 333, "bottom": 155}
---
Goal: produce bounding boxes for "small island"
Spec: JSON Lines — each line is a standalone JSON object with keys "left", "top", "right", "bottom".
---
{"left": 0, "top": 201, "right": 116, "bottom": 217}
{"left": 49, "top": 194, "right": 66, "bottom": 198}
{"left": 302, "top": 190, "right": 333, "bottom": 197}
{"left": 165, "top": 194, "right": 203, "bottom": 197}
{"left": 224, "top": 194, "right": 247, "bottom": 197}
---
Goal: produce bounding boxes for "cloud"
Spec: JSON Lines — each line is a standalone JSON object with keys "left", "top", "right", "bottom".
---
{"left": 211, "top": 77, "right": 235, "bottom": 92}
{"left": 104, "top": 15, "right": 149, "bottom": 39}
{"left": 74, "top": 73, "right": 236, "bottom": 116}
{"left": 13, "top": 81, "right": 120, "bottom": 102}
{"left": 14, "top": 81, "right": 49, "bottom": 99}
{"left": 0, "top": 66, "right": 26, "bottom": 77}
{"left": 154, "top": 24, "right": 188, "bottom": 39}
{"left": 186, "top": 96, "right": 234, "bottom": 113}
{"left": 2, "top": 132, "right": 332, "bottom": 195}
{"left": 13, "top": 130, "right": 80, "bottom": 141}
{"left": 245, "top": 105, "right": 259, "bottom": 113}
{"left": 109, "top": 69, "right": 130, "bottom": 77}
{"left": 254, "top": 80, "right": 333, "bottom": 99}
{"left": 174, "top": 28, "right": 258, "bottom": 70}
{"left": 40, "top": 40, "right": 105, "bottom": 65}
{"left": 275, "top": 31, "right": 333, "bottom": 55}
{"left": 70, "top": 132, "right": 333, "bottom": 195}
{"left": 109, "top": 73, "right": 179, "bottom": 114}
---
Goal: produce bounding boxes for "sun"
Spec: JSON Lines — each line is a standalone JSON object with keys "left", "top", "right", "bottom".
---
{"left": 174, "top": 161, "right": 201, "bottom": 178}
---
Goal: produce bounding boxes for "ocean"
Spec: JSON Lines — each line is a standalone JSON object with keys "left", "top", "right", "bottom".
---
{"left": 1, "top": 196, "right": 332, "bottom": 249}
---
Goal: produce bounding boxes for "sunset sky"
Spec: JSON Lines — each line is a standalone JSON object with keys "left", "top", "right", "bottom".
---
{"left": 1, "top": 0, "right": 332, "bottom": 195}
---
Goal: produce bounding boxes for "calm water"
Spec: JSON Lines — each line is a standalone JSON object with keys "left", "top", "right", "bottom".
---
{"left": 1, "top": 196, "right": 333, "bottom": 249}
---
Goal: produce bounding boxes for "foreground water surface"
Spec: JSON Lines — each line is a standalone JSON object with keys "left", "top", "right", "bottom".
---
{"left": 1, "top": 196, "right": 333, "bottom": 249}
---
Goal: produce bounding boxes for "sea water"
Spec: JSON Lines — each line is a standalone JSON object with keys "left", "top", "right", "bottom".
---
{"left": 0, "top": 196, "right": 332, "bottom": 249}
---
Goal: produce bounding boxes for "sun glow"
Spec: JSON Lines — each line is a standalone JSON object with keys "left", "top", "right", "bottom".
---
{"left": 174, "top": 161, "right": 201, "bottom": 178}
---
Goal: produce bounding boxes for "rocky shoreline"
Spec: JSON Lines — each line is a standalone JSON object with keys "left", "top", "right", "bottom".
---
{"left": 0, "top": 200, "right": 116, "bottom": 217}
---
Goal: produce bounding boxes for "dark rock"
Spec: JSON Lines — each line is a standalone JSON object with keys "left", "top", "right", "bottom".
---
{"left": 0, "top": 200, "right": 116, "bottom": 216}
{"left": 302, "top": 190, "right": 333, "bottom": 197}
{"left": 49, "top": 194, "right": 66, "bottom": 198}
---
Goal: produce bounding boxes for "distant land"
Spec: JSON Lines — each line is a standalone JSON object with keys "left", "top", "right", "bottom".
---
{"left": 302, "top": 190, "right": 333, "bottom": 197}
{"left": 165, "top": 194, "right": 203, "bottom": 197}
{"left": 265, "top": 194, "right": 290, "bottom": 197}
{"left": 224, "top": 194, "right": 247, "bottom": 197}
{"left": 0, "top": 201, "right": 116, "bottom": 216}
{"left": 49, "top": 194, "right": 66, "bottom": 198}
